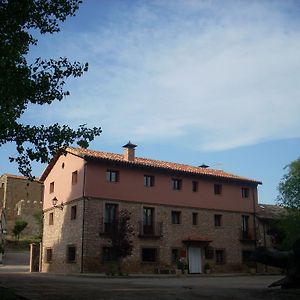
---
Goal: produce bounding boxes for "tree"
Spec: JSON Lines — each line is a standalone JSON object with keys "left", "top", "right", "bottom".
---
{"left": 277, "top": 157, "right": 300, "bottom": 209}
{"left": 0, "top": 0, "right": 101, "bottom": 177}
{"left": 12, "top": 219, "right": 28, "bottom": 241}
{"left": 275, "top": 157, "right": 300, "bottom": 249}
{"left": 106, "top": 209, "right": 134, "bottom": 275}
{"left": 33, "top": 211, "right": 43, "bottom": 241}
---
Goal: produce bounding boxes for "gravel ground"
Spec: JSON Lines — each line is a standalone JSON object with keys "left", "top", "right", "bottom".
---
{"left": 0, "top": 273, "right": 300, "bottom": 300}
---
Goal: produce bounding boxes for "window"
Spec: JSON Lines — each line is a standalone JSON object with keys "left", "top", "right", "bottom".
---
{"left": 103, "top": 247, "right": 117, "bottom": 262}
{"left": 142, "top": 248, "right": 157, "bottom": 262}
{"left": 172, "top": 178, "right": 182, "bottom": 190}
{"left": 192, "top": 181, "right": 198, "bottom": 192}
{"left": 49, "top": 212, "right": 54, "bottom": 225}
{"left": 67, "top": 245, "right": 76, "bottom": 263}
{"left": 214, "top": 184, "right": 222, "bottom": 195}
{"left": 242, "top": 215, "right": 249, "bottom": 231}
{"left": 144, "top": 175, "right": 155, "bottom": 187}
{"left": 172, "top": 211, "right": 181, "bottom": 224}
{"left": 215, "top": 249, "right": 225, "bottom": 264}
{"left": 106, "top": 170, "right": 119, "bottom": 182}
{"left": 46, "top": 248, "right": 53, "bottom": 262}
{"left": 143, "top": 207, "right": 154, "bottom": 234}
{"left": 72, "top": 171, "right": 78, "bottom": 185}
{"left": 242, "top": 215, "right": 249, "bottom": 239}
{"left": 242, "top": 188, "right": 249, "bottom": 198}
{"left": 49, "top": 182, "right": 54, "bottom": 194}
{"left": 214, "top": 214, "right": 222, "bottom": 227}
{"left": 171, "top": 248, "right": 179, "bottom": 263}
{"left": 192, "top": 212, "right": 198, "bottom": 225}
{"left": 71, "top": 205, "right": 77, "bottom": 220}
{"left": 205, "top": 246, "right": 214, "bottom": 259}
{"left": 104, "top": 203, "right": 118, "bottom": 232}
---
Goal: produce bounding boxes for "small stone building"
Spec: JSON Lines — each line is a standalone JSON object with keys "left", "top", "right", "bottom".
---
{"left": 0, "top": 208, "right": 6, "bottom": 244}
{"left": 256, "top": 204, "right": 286, "bottom": 249}
{"left": 41, "top": 143, "right": 263, "bottom": 274}
{"left": 0, "top": 174, "right": 43, "bottom": 239}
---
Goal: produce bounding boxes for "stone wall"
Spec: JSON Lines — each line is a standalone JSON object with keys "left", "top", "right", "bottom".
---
{"left": 42, "top": 199, "right": 83, "bottom": 273}
{"left": 42, "top": 197, "right": 258, "bottom": 273}
{"left": 0, "top": 174, "right": 43, "bottom": 238}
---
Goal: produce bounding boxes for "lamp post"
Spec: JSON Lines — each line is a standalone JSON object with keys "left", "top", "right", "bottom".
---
{"left": 52, "top": 197, "right": 64, "bottom": 210}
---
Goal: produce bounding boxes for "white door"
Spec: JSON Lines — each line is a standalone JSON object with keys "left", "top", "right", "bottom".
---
{"left": 188, "top": 246, "right": 202, "bottom": 274}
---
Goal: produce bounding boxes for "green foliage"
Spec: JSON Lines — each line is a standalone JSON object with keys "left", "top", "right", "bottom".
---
{"left": 0, "top": 0, "right": 101, "bottom": 177}
{"left": 106, "top": 209, "right": 134, "bottom": 270}
{"left": 0, "top": 243, "right": 4, "bottom": 253}
{"left": 12, "top": 219, "right": 28, "bottom": 241}
{"left": 204, "top": 262, "right": 211, "bottom": 271}
{"left": 176, "top": 258, "right": 188, "bottom": 273}
{"left": 273, "top": 158, "right": 300, "bottom": 250}
{"left": 277, "top": 157, "right": 300, "bottom": 209}
{"left": 276, "top": 209, "right": 300, "bottom": 250}
{"left": 106, "top": 261, "right": 118, "bottom": 276}
{"left": 33, "top": 211, "right": 43, "bottom": 241}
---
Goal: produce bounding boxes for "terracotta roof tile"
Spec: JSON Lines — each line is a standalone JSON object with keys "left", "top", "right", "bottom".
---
{"left": 182, "top": 234, "right": 212, "bottom": 243}
{"left": 257, "top": 204, "right": 286, "bottom": 220}
{"left": 66, "top": 147, "right": 261, "bottom": 184}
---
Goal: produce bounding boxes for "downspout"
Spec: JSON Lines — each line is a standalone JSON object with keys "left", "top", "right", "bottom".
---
{"left": 80, "top": 162, "right": 87, "bottom": 273}
{"left": 263, "top": 222, "right": 268, "bottom": 272}
{"left": 252, "top": 186, "right": 258, "bottom": 273}
{"left": 40, "top": 183, "right": 45, "bottom": 272}
{"left": 252, "top": 186, "right": 257, "bottom": 248}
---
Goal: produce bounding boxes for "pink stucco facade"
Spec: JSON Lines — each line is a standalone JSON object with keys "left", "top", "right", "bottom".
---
{"left": 42, "top": 150, "right": 259, "bottom": 213}
{"left": 84, "top": 162, "right": 258, "bottom": 213}
{"left": 43, "top": 153, "right": 85, "bottom": 210}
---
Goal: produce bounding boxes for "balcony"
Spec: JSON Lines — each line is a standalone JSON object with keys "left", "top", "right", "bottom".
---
{"left": 138, "top": 221, "right": 163, "bottom": 238}
{"left": 239, "top": 229, "right": 256, "bottom": 243}
{"left": 99, "top": 218, "right": 118, "bottom": 235}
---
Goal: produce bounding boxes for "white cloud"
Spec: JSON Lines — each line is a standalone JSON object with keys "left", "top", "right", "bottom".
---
{"left": 25, "top": 0, "right": 300, "bottom": 151}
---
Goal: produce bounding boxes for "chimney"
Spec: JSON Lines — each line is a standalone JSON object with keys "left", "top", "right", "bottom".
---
{"left": 123, "top": 141, "right": 137, "bottom": 162}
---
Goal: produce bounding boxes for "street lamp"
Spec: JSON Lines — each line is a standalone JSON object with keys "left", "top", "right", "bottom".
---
{"left": 52, "top": 197, "right": 64, "bottom": 210}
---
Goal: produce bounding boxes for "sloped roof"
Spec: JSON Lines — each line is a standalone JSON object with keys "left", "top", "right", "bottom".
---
{"left": 182, "top": 234, "right": 212, "bottom": 243}
{"left": 40, "top": 147, "right": 262, "bottom": 185}
{"left": 257, "top": 204, "right": 286, "bottom": 220}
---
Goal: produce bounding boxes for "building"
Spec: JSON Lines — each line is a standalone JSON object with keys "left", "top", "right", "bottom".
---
{"left": 257, "top": 204, "right": 286, "bottom": 248}
{"left": 41, "top": 143, "right": 262, "bottom": 273}
{"left": 0, "top": 208, "right": 6, "bottom": 263}
{"left": 0, "top": 208, "right": 6, "bottom": 244}
{"left": 0, "top": 174, "right": 43, "bottom": 239}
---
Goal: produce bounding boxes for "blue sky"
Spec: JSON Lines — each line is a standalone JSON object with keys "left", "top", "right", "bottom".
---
{"left": 1, "top": 0, "right": 300, "bottom": 204}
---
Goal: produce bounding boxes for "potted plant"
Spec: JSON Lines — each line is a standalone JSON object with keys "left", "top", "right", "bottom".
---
{"left": 204, "top": 262, "right": 211, "bottom": 274}
{"left": 176, "top": 258, "right": 188, "bottom": 274}
{"left": 246, "top": 261, "right": 256, "bottom": 275}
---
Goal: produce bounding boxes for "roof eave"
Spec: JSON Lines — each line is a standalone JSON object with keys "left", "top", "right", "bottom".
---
{"left": 84, "top": 155, "right": 261, "bottom": 185}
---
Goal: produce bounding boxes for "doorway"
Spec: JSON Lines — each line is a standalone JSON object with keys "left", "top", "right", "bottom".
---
{"left": 188, "top": 246, "right": 202, "bottom": 274}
